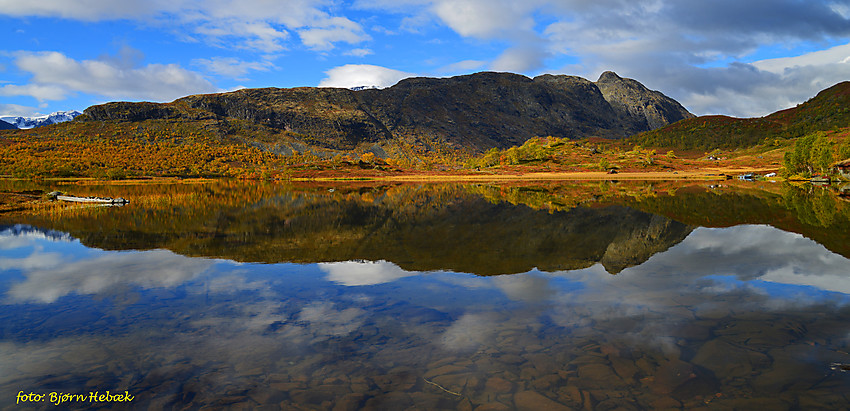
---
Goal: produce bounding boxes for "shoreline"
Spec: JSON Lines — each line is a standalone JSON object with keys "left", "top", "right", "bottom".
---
{"left": 293, "top": 168, "right": 778, "bottom": 182}
{"left": 1, "top": 167, "right": 781, "bottom": 184}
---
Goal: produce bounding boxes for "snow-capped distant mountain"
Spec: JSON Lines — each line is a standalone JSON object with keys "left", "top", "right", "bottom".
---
{"left": 349, "top": 85, "right": 380, "bottom": 91}
{"left": 0, "top": 110, "right": 82, "bottom": 129}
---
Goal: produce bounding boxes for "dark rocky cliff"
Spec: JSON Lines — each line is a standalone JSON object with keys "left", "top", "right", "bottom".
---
{"left": 595, "top": 71, "right": 695, "bottom": 130}
{"left": 81, "top": 71, "right": 693, "bottom": 153}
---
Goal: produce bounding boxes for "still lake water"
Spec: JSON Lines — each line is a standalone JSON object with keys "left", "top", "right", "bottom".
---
{"left": 1, "top": 180, "right": 849, "bottom": 410}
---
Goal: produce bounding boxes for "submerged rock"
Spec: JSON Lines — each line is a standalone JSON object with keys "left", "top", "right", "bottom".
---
{"left": 514, "top": 390, "right": 572, "bottom": 411}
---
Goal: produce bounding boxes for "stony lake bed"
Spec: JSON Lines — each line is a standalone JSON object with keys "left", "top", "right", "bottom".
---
{"left": 1, "top": 179, "right": 849, "bottom": 410}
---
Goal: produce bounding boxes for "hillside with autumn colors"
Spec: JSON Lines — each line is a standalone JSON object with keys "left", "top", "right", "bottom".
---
{"left": 1, "top": 75, "right": 850, "bottom": 180}
{"left": 630, "top": 81, "right": 850, "bottom": 150}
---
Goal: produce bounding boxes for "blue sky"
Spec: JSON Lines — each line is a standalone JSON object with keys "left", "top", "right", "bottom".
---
{"left": 1, "top": 0, "right": 849, "bottom": 119}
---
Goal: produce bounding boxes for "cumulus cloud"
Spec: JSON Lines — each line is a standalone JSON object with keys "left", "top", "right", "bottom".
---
{"left": 356, "top": 0, "right": 850, "bottom": 116}
{"left": 4, "top": 0, "right": 850, "bottom": 116}
{"left": 540, "top": 0, "right": 850, "bottom": 116}
{"left": 754, "top": 43, "right": 850, "bottom": 73}
{"left": 0, "top": 103, "right": 41, "bottom": 118}
{"left": 0, "top": 0, "right": 170, "bottom": 21}
{"left": 193, "top": 20, "right": 290, "bottom": 53}
{"left": 345, "top": 48, "right": 374, "bottom": 57}
{"left": 606, "top": 46, "right": 850, "bottom": 117}
{"left": 490, "top": 42, "right": 551, "bottom": 73}
{"left": 430, "top": 0, "right": 538, "bottom": 39}
{"left": 0, "top": 0, "right": 369, "bottom": 53}
{"left": 438, "top": 59, "right": 487, "bottom": 74}
{"left": 3, "top": 50, "right": 217, "bottom": 102}
{"left": 0, "top": 84, "right": 68, "bottom": 101}
{"left": 192, "top": 56, "right": 275, "bottom": 78}
{"left": 318, "top": 64, "right": 415, "bottom": 89}
{"left": 299, "top": 17, "right": 371, "bottom": 50}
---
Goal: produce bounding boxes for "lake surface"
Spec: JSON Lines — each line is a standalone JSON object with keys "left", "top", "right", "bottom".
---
{"left": 1, "top": 180, "right": 849, "bottom": 410}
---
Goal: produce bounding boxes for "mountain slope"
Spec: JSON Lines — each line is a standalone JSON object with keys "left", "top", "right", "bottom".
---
{"left": 79, "top": 71, "right": 692, "bottom": 153}
{"left": 630, "top": 82, "right": 850, "bottom": 150}
{"left": 0, "top": 120, "right": 16, "bottom": 130}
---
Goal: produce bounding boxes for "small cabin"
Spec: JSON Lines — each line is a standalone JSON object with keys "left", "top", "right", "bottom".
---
{"left": 833, "top": 158, "right": 850, "bottom": 179}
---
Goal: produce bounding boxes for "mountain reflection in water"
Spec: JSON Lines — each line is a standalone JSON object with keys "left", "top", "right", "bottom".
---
{"left": 1, "top": 180, "right": 850, "bottom": 410}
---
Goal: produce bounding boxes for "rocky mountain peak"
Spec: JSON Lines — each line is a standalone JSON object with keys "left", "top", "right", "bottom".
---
{"left": 594, "top": 71, "right": 694, "bottom": 130}
{"left": 597, "top": 71, "right": 623, "bottom": 83}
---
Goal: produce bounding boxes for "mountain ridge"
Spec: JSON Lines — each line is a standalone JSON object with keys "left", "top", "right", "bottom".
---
{"left": 78, "top": 71, "right": 693, "bottom": 154}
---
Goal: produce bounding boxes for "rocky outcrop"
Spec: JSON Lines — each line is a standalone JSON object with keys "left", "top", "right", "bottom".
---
{"left": 80, "top": 71, "right": 693, "bottom": 152}
{"left": 595, "top": 71, "right": 694, "bottom": 130}
{"left": 359, "top": 72, "right": 630, "bottom": 149}
{"left": 177, "top": 88, "right": 393, "bottom": 150}
{"left": 83, "top": 102, "right": 183, "bottom": 122}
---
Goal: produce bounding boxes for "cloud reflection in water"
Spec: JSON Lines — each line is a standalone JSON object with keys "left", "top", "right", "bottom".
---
{"left": 319, "top": 259, "right": 418, "bottom": 286}
{"left": 1, "top": 247, "right": 215, "bottom": 303}
{"left": 1, "top": 223, "right": 850, "bottom": 408}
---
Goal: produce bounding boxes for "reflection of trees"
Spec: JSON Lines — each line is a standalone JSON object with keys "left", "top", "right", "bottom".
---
{"left": 6, "top": 180, "right": 848, "bottom": 273}
{"left": 1, "top": 181, "right": 693, "bottom": 276}
{"left": 782, "top": 184, "right": 838, "bottom": 228}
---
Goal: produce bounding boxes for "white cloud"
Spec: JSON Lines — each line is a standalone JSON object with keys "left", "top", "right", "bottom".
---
{"left": 319, "top": 260, "right": 418, "bottom": 286}
{"left": 753, "top": 42, "right": 850, "bottom": 73}
{"left": 0, "top": 0, "right": 370, "bottom": 53}
{"left": 355, "top": 0, "right": 850, "bottom": 116}
{"left": 490, "top": 42, "right": 550, "bottom": 73}
{"left": 431, "top": 0, "right": 536, "bottom": 39}
{"left": 0, "top": 103, "right": 41, "bottom": 117}
{"left": 4, "top": 0, "right": 850, "bottom": 116}
{"left": 318, "top": 64, "right": 415, "bottom": 89}
{"left": 6, "top": 50, "right": 217, "bottom": 102}
{"left": 345, "top": 48, "right": 374, "bottom": 57}
{"left": 0, "top": 83, "right": 68, "bottom": 102}
{"left": 666, "top": 46, "right": 850, "bottom": 117}
{"left": 298, "top": 17, "right": 371, "bottom": 50}
{"left": 192, "top": 56, "right": 275, "bottom": 78}
{"left": 194, "top": 20, "right": 290, "bottom": 53}
{"left": 0, "top": 0, "right": 170, "bottom": 21}
{"left": 439, "top": 59, "right": 487, "bottom": 73}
